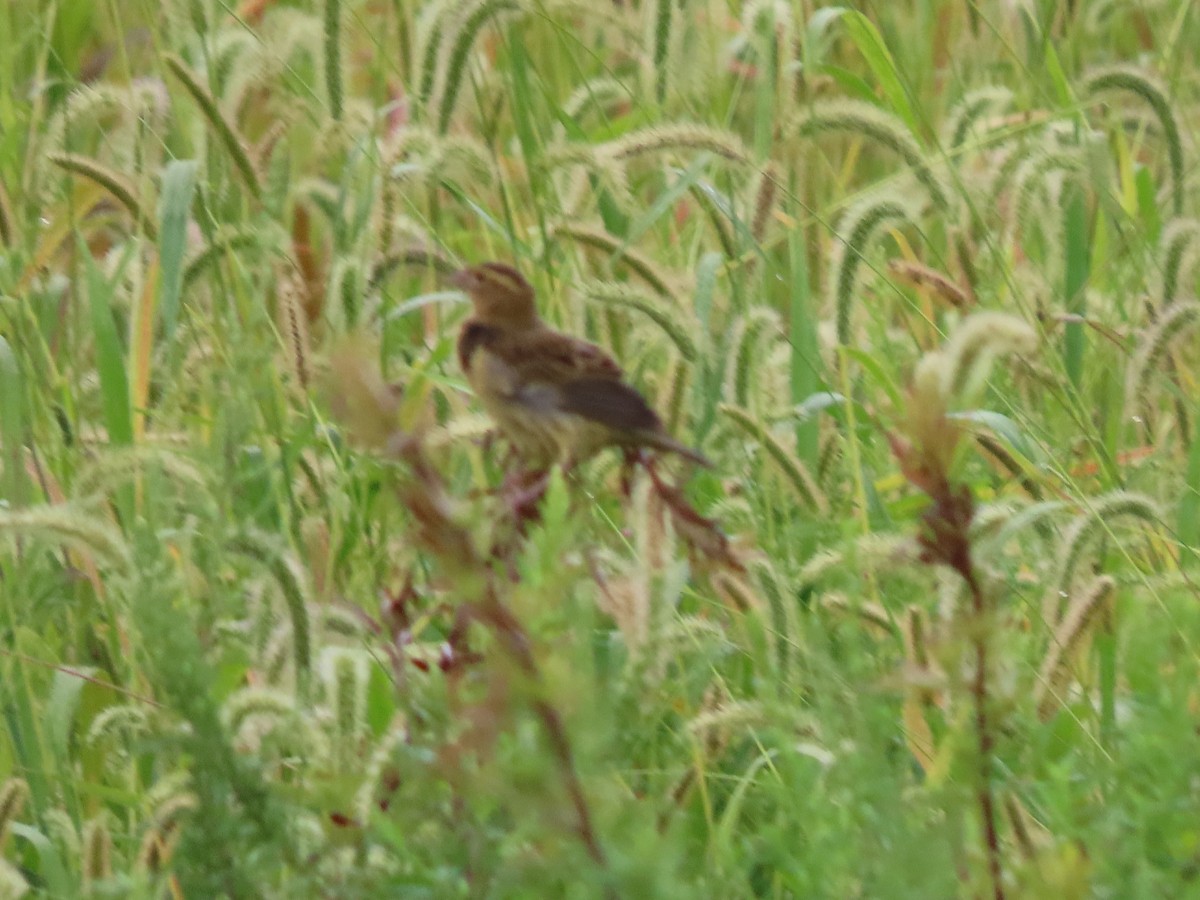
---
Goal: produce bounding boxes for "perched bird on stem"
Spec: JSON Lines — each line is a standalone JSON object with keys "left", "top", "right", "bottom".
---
{"left": 451, "top": 262, "right": 709, "bottom": 472}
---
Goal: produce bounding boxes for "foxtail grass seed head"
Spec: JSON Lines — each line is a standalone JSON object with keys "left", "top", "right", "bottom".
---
{"left": 137, "top": 812, "right": 187, "bottom": 873}
{"left": 431, "top": 0, "right": 523, "bottom": 133}
{"left": 50, "top": 152, "right": 158, "bottom": 240}
{"left": 579, "top": 280, "right": 699, "bottom": 361}
{"left": 688, "top": 180, "right": 738, "bottom": 257}
{"left": 415, "top": 0, "right": 452, "bottom": 108}
{"left": 0, "top": 860, "right": 27, "bottom": 899}
{"left": 277, "top": 270, "right": 312, "bottom": 391}
{"left": 183, "top": 225, "right": 280, "bottom": 290}
{"left": 941, "top": 86, "right": 1014, "bottom": 150}
{"left": 660, "top": 349, "right": 692, "bottom": 435}
{"left": 1083, "top": 64, "right": 1184, "bottom": 215}
{"left": 795, "top": 100, "right": 949, "bottom": 209}
{"left": 82, "top": 816, "right": 114, "bottom": 885}
{"left": 727, "top": 308, "right": 781, "bottom": 406}
{"left": 561, "top": 78, "right": 629, "bottom": 126}
{"left": 1008, "top": 147, "right": 1085, "bottom": 265}
{"left": 229, "top": 531, "right": 312, "bottom": 685}
{"left": 1157, "top": 218, "right": 1200, "bottom": 307}
{"left": 940, "top": 311, "right": 1037, "bottom": 401}
{"left": 687, "top": 699, "right": 767, "bottom": 739}
{"left": 720, "top": 404, "right": 828, "bottom": 513}
{"left": 143, "top": 771, "right": 194, "bottom": 816}
{"left": 221, "top": 687, "right": 298, "bottom": 734}
{"left": 86, "top": 704, "right": 152, "bottom": 747}
{"left": 40, "top": 809, "right": 80, "bottom": 861}
{"left": 46, "top": 82, "right": 169, "bottom": 163}
{"left": 0, "top": 780, "right": 29, "bottom": 850}
{"left": 553, "top": 223, "right": 677, "bottom": 298}
{"left": 0, "top": 504, "right": 132, "bottom": 569}
{"left": 320, "top": 646, "right": 371, "bottom": 749}
{"left": 0, "top": 178, "right": 13, "bottom": 247}
{"left": 1045, "top": 492, "right": 1160, "bottom": 624}
{"left": 740, "top": 0, "right": 794, "bottom": 53}
{"left": 323, "top": 0, "right": 343, "bottom": 119}
{"left": 903, "top": 605, "right": 933, "bottom": 670}
{"left": 165, "top": 54, "right": 263, "bottom": 200}
{"left": 749, "top": 162, "right": 780, "bottom": 245}
{"left": 605, "top": 123, "right": 752, "bottom": 167}
{"left": 595, "top": 570, "right": 652, "bottom": 656}
{"left": 355, "top": 719, "right": 409, "bottom": 822}
{"left": 829, "top": 193, "right": 916, "bottom": 346}
{"left": 819, "top": 592, "right": 895, "bottom": 633}
{"left": 887, "top": 259, "right": 969, "bottom": 309}
{"left": 648, "top": 0, "right": 674, "bottom": 104}
{"left": 1124, "top": 300, "right": 1200, "bottom": 420}
{"left": 1035, "top": 575, "right": 1116, "bottom": 720}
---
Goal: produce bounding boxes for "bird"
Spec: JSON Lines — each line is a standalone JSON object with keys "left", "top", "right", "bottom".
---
{"left": 450, "top": 261, "right": 710, "bottom": 472}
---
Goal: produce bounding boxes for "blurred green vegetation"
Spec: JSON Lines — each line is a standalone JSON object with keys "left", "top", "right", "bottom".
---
{"left": 0, "top": 0, "right": 1197, "bottom": 896}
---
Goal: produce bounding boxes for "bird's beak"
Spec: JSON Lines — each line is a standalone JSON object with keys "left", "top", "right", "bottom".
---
{"left": 448, "top": 268, "right": 473, "bottom": 291}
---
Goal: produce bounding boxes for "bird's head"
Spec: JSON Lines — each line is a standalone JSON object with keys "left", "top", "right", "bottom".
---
{"left": 450, "top": 262, "right": 539, "bottom": 328}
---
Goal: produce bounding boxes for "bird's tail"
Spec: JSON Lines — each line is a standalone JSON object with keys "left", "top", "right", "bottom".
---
{"left": 642, "top": 431, "right": 712, "bottom": 468}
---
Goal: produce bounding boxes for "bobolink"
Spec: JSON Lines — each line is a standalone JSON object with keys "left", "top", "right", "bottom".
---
{"left": 451, "top": 262, "right": 709, "bottom": 470}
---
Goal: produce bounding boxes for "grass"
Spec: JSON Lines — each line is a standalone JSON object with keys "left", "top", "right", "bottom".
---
{"left": 1, "top": 0, "right": 1198, "bottom": 896}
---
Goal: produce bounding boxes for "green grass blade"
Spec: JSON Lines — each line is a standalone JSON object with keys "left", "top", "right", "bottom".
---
{"left": 157, "top": 159, "right": 198, "bottom": 346}
{"left": 81, "top": 236, "right": 133, "bottom": 446}
{"left": 788, "top": 221, "right": 819, "bottom": 465}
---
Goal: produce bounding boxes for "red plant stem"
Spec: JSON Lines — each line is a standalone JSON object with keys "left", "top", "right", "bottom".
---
{"left": 530, "top": 696, "right": 609, "bottom": 869}
{"left": 391, "top": 440, "right": 610, "bottom": 882}
{"left": 964, "top": 567, "right": 1004, "bottom": 900}
{"left": 474, "top": 596, "right": 610, "bottom": 876}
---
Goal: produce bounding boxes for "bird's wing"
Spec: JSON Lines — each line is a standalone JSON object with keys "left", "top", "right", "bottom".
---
{"left": 498, "top": 327, "right": 625, "bottom": 384}
{"left": 509, "top": 332, "right": 663, "bottom": 432}
{"left": 556, "top": 377, "right": 662, "bottom": 432}
{"left": 473, "top": 326, "right": 662, "bottom": 430}
{"left": 460, "top": 322, "right": 622, "bottom": 386}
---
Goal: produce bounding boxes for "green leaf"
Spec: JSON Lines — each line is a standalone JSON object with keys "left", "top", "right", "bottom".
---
{"left": 803, "top": 6, "right": 848, "bottom": 67}
{"left": 367, "top": 665, "right": 397, "bottom": 737}
{"left": 505, "top": 35, "right": 542, "bottom": 165}
{"left": 950, "top": 410, "right": 1044, "bottom": 465}
{"left": 1043, "top": 41, "right": 1074, "bottom": 107}
{"left": 693, "top": 251, "right": 723, "bottom": 335}
{"left": 9, "top": 823, "right": 73, "bottom": 897}
{"left": 0, "top": 335, "right": 28, "bottom": 505}
{"left": 1135, "top": 165, "right": 1160, "bottom": 243}
{"left": 625, "top": 157, "right": 710, "bottom": 246}
{"left": 815, "top": 64, "right": 878, "bottom": 105}
{"left": 979, "top": 501, "right": 1069, "bottom": 552}
{"left": 693, "top": 252, "right": 724, "bottom": 439}
{"left": 1180, "top": 414, "right": 1200, "bottom": 567}
{"left": 1063, "top": 183, "right": 1091, "bottom": 388}
{"left": 788, "top": 225, "right": 819, "bottom": 464}
{"left": 841, "top": 11, "right": 918, "bottom": 133}
{"left": 794, "top": 391, "right": 850, "bottom": 418}
{"left": 841, "top": 346, "right": 903, "bottom": 410}
{"left": 45, "top": 668, "right": 89, "bottom": 752}
{"left": 157, "top": 159, "right": 198, "bottom": 345}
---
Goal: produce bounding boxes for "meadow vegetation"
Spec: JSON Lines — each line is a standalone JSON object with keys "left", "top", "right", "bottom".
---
{"left": 0, "top": 0, "right": 1198, "bottom": 896}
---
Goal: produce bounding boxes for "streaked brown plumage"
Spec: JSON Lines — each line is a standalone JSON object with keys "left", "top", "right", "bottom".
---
{"left": 451, "top": 262, "right": 709, "bottom": 470}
